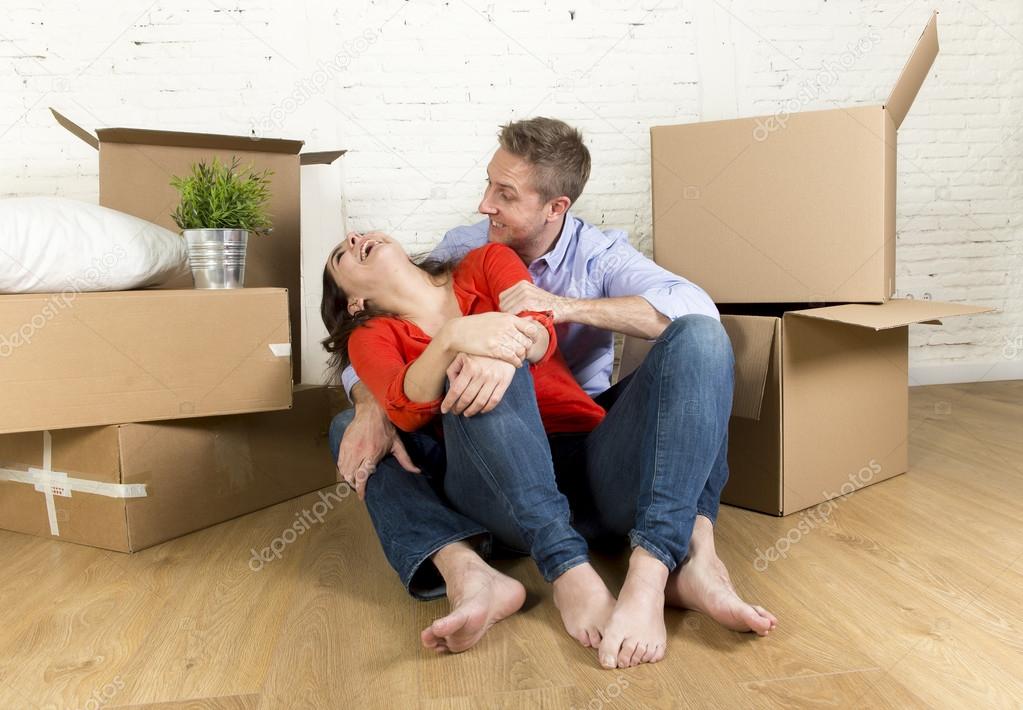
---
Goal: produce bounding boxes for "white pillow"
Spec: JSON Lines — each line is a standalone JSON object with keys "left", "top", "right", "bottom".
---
{"left": 0, "top": 196, "right": 192, "bottom": 293}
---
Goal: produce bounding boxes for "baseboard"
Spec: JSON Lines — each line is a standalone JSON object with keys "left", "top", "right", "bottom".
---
{"left": 909, "top": 360, "right": 1023, "bottom": 386}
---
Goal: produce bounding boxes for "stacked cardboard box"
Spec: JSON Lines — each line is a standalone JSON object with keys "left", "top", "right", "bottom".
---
{"left": 623, "top": 13, "right": 994, "bottom": 515}
{"left": 0, "top": 118, "right": 347, "bottom": 551}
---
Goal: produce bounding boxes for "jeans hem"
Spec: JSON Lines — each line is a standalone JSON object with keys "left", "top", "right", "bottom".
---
{"left": 403, "top": 528, "right": 491, "bottom": 601}
{"left": 696, "top": 508, "right": 718, "bottom": 525}
{"left": 543, "top": 554, "right": 590, "bottom": 583}
{"left": 628, "top": 530, "right": 677, "bottom": 572}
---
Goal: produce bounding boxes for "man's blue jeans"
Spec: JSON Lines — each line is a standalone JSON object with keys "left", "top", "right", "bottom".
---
{"left": 328, "top": 314, "right": 734, "bottom": 599}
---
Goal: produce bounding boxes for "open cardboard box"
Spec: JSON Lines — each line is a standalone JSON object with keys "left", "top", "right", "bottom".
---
{"left": 0, "top": 288, "right": 293, "bottom": 434}
{"left": 620, "top": 299, "right": 993, "bottom": 516}
{"left": 51, "top": 108, "right": 345, "bottom": 384}
{"left": 0, "top": 385, "right": 348, "bottom": 552}
{"left": 650, "top": 13, "right": 939, "bottom": 304}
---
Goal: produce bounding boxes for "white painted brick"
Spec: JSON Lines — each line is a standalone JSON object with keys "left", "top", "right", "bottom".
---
{"left": 1, "top": 0, "right": 1019, "bottom": 382}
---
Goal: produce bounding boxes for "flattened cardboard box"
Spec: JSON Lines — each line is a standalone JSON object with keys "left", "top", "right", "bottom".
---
{"left": 620, "top": 299, "right": 992, "bottom": 516}
{"left": 0, "top": 288, "right": 293, "bottom": 434}
{"left": 51, "top": 108, "right": 346, "bottom": 384}
{"left": 651, "top": 14, "right": 939, "bottom": 304}
{"left": 0, "top": 386, "right": 347, "bottom": 552}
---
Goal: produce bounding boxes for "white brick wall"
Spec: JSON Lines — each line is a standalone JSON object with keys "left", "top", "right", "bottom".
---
{"left": 2, "top": 0, "right": 1020, "bottom": 385}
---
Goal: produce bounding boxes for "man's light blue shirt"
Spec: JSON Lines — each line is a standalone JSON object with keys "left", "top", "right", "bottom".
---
{"left": 341, "top": 212, "right": 719, "bottom": 398}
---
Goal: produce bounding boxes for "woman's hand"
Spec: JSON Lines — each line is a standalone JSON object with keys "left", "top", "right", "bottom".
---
{"left": 441, "top": 312, "right": 543, "bottom": 366}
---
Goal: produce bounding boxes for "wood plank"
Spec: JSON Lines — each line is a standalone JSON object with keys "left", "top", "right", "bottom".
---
{"left": 1, "top": 382, "right": 1020, "bottom": 708}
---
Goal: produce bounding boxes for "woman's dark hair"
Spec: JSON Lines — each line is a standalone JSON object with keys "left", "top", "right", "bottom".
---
{"left": 320, "top": 251, "right": 458, "bottom": 386}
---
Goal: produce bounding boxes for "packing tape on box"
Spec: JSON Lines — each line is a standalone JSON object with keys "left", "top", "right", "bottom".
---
{"left": 0, "top": 431, "right": 148, "bottom": 536}
{"left": 269, "top": 343, "right": 291, "bottom": 357}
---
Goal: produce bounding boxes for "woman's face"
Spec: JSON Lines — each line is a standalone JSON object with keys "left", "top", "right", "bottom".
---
{"left": 326, "top": 231, "right": 407, "bottom": 314}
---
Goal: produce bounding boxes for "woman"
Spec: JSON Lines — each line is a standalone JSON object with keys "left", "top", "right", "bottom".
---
{"left": 321, "top": 230, "right": 619, "bottom": 653}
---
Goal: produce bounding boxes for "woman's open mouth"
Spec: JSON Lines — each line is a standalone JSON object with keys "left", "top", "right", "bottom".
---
{"left": 359, "top": 239, "right": 381, "bottom": 262}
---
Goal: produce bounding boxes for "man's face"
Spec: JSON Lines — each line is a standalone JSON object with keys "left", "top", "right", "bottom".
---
{"left": 478, "top": 148, "right": 550, "bottom": 251}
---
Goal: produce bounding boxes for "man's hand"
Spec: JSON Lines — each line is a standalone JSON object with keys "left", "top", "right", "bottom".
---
{"left": 442, "top": 312, "right": 538, "bottom": 365}
{"left": 499, "top": 281, "right": 572, "bottom": 322}
{"left": 337, "top": 388, "right": 421, "bottom": 501}
{"left": 441, "top": 353, "right": 517, "bottom": 416}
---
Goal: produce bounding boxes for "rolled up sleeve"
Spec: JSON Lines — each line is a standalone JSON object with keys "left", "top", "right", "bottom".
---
{"left": 349, "top": 323, "right": 441, "bottom": 432}
{"left": 598, "top": 237, "right": 719, "bottom": 321}
{"left": 340, "top": 363, "right": 361, "bottom": 402}
{"left": 517, "top": 309, "right": 557, "bottom": 366}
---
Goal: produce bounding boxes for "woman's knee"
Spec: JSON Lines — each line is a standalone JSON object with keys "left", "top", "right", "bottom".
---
{"left": 443, "top": 364, "right": 536, "bottom": 421}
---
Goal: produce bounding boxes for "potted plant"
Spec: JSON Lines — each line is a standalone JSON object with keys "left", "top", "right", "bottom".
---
{"left": 171, "top": 156, "right": 273, "bottom": 289}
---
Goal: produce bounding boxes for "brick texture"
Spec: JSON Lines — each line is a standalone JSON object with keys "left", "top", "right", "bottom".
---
{"left": 1, "top": 0, "right": 1020, "bottom": 384}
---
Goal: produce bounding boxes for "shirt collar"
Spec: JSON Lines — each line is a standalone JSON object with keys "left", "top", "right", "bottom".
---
{"left": 532, "top": 211, "right": 576, "bottom": 273}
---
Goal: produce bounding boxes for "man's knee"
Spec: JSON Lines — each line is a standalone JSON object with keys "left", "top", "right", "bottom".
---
{"left": 655, "top": 315, "right": 733, "bottom": 369}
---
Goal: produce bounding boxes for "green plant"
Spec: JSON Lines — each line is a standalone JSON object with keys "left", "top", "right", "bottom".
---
{"left": 170, "top": 156, "right": 273, "bottom": 232}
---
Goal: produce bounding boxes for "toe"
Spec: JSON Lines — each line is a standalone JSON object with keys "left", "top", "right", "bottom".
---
{"left": 631, "top": 643, "right": 648, "bottom": 667}
{"left": 641, "top": 643, "right": 657, "bottom": 663}
{"left": 617, "top": 639, "right": 638, "bottom": 669}
{"left": 652, "top": 644, "right": 666, "bottom": 663}
{"left": 421, "top": 628, "right": 440, "bottom": 649}
{"left": 431, "top": 610, "right": 467, "bottom": 637}
{"left": 598, "top": 634, "right": 622, "bottom": 669}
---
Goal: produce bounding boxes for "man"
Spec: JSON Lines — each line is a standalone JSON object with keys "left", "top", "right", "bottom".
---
{"left": 329, "top": 117, "right": 776, "bottom": 669}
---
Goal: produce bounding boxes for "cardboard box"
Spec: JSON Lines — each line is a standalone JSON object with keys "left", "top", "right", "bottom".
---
{"left": 650, "top": 13, "right": 939, "bottom": 304}
{"left": 0, "top": 288, "right": 293, "bottom": 434}
{"left": 0, "top": 385, "right": 347, "bottom": 552}
{"left": 50, "top": 108, "right": 345, "bottom": 383}
{"left": 620, "top": 299, "right": 992, "bottom": 516}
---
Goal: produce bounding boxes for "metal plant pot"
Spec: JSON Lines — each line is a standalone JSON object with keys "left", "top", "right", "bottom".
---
{"left": 184, "top": 229, "right": 248, "bottom": 289}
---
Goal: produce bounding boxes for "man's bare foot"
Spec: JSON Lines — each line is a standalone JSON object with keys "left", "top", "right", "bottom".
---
{"left": 597, "top": 547, "right": 668, "bottom": 669}
{"left": 665, "top": 516, "right": 777, "bottom": 636}
{"left": 421, "top": 541, "right": 526, "bottom": 654}
{"left": 552, "top": 562, "right": 617, "bottom": 648}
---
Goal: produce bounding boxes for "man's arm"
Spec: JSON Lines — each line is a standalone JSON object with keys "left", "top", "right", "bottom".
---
{"left": 337, "top": 380, "right": 420, "bottom": 502}
{"left": 500, "top": 234, "right": 718, "bottom": 339}
{"left": 559, "top": 295, "right": 669, "bottom": 339}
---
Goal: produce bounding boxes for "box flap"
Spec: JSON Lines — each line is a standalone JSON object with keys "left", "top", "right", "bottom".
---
{"left": 786, "top": 299, "right": 994, "bottom": 330}
{"left": 49, "top": 108, "right": 99, "bottom": 150}
{"left": 95, "top": 127, "right": 304, "bottom": 154}
{"left": 721, "top": 315, "right": 777, "bottom": 421}
{"left": 300, "top": 149, "right": 346, "bottom": 165}
{"left": 885, "top": 12, "right": 939, "bottom": 129}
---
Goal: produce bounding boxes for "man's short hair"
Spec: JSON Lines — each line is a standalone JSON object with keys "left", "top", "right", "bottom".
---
{"left": 498, "top": 117, "right": 591, "bottom": 205}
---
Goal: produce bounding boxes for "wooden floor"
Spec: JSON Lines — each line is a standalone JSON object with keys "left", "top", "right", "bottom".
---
{"left": 1, "top": 381, "right": 1021, "bottom": 709}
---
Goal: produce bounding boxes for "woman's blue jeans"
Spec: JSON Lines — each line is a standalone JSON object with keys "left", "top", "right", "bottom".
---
{"left": 328, "top": 314, "right": 734, "bottom": 599}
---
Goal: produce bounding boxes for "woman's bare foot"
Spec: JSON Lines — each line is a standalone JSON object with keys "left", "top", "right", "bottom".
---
{"left": 597, "top": 548, "right": 668, "bottom": 669}
{"left": 665, "top": 517, "right": 777, "bottom": 636}
{"left": 421, "top": 541, "right": 526, "bottom": 653}
{"left": 552, "top": 562, "right": 617, "bottom": 648}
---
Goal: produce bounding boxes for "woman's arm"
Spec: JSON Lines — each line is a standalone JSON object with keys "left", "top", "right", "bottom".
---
{"left": 404, "top": 312, "right": 546, "bottom": 401}
{"left": 400, "top": 332, "right": 458, "bottom": 403}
